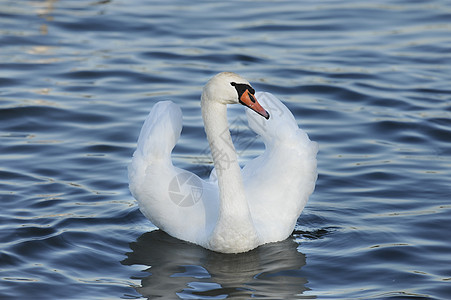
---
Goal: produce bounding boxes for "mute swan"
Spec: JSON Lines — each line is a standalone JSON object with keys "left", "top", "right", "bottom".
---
{"left": 129, "top": 72, "right": 318, "bottom": 253}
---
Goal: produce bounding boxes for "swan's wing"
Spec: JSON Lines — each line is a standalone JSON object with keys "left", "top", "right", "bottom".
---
{"left": 128, "top": 101, "right": 218, "bottom": 246}
{"left": 243, "top": 92, "right": 318, "bottom": 243}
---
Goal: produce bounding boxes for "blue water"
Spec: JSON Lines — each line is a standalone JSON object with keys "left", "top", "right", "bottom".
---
{"left": 1, "top": 0, "right": 451, "bottom": 299}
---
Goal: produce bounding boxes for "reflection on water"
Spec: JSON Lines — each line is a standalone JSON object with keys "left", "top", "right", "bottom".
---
{"left": 2, "top": 0, "right": 451, "bottom": 298}
{"left": 122, "top": 230, "right": 310, "bottom": 299}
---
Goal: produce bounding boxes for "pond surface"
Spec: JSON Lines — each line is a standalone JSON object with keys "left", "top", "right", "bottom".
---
{"left": 1, "top": 0, "right": 450, "bottom": 299}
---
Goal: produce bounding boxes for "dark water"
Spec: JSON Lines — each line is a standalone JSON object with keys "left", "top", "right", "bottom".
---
{"left": 1, "top": 0, "right": 450, "bottom": 299}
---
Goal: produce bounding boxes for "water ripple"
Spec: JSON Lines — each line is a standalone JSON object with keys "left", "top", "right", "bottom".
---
{"left": 1, "top": 0, "right": 451, "bottom": 299}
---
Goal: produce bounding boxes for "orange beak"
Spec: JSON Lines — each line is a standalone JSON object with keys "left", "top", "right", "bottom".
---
{"left": 240, "top": 90, "right": 270, "bottom": 120}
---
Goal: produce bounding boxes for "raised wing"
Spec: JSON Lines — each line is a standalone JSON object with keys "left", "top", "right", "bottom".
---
{"left": 128, "top": 101, "right": 219, "bottom": 247}
{"left": 243, "top": 92, "right": 318, "bottom": 243}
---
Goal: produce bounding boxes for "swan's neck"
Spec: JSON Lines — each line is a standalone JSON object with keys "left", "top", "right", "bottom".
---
{"left": 201, "top": 96, "right": 259, "bottom": 252}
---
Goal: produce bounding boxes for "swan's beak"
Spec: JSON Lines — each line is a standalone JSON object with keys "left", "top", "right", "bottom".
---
{"left": 240, "top": 90, "right": 270, "bottom": 120}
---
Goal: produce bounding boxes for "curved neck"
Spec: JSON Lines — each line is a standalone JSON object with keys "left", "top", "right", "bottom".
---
{"left": 201, "top": 94, "right": 259, "bottom": 252}
{"left": 201, "top": 97, "right": 247, "bottom": 211}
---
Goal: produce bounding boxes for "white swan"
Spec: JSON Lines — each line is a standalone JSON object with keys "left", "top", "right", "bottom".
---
{"left": 129, "top": 72, "right": 318, "bottom": 253}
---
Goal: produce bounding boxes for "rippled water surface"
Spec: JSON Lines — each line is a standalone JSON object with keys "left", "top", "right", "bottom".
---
{"left": 1, "top": 0, "right": 451, "bottom": 299}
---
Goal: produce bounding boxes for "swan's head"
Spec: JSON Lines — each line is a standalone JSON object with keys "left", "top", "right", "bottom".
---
{"left": 202, "top": 72, "right": 270, "bottom": 120}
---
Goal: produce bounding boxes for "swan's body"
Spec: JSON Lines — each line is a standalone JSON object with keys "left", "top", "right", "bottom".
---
{"left": 129, "top": 72, "right": 318, "bottom": 253}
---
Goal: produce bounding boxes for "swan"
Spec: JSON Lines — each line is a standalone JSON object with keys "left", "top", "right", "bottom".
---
{"left": 129, "top": 72, "right": 318, "bottom": 253}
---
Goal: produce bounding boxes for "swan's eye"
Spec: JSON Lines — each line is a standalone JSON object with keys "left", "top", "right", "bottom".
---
{"left": 231, "top": 82, "right": 255, "bottom": 100}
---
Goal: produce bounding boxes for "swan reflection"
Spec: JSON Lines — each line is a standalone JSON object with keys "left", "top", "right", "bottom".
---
{"left": 122, "top": 230, "right": 309, "bottom": 299}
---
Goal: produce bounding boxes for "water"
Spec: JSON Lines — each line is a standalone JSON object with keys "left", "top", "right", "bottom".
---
{"left": 1, "top": 0, "right": 450, "bottom": 298}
